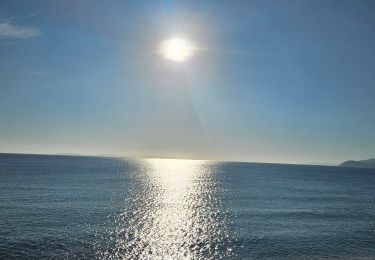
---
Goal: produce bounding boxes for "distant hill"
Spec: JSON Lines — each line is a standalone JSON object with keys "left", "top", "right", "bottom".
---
{"left": 340, "top": 158, "right": 375, "bottom": 168}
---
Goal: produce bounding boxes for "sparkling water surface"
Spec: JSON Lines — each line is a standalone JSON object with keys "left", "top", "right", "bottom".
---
{"left": 1, "top": 154, "right": 375, "bottom": 259}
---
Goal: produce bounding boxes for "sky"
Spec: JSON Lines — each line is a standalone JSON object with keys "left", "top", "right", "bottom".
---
{"left": 1, "top": 0, "right": 375, "bottom": 164}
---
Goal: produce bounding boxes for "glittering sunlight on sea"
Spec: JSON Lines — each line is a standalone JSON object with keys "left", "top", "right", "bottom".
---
{"left": 97, "top": 158, "right": 235, "bottom": 259}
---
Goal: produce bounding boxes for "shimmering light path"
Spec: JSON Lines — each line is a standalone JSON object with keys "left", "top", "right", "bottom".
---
{"left": 99, "top": 159, "right": 234, "bottom": 259}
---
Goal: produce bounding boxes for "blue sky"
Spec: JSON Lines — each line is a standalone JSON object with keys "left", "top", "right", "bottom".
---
{"left": 1, "top": 0, "right": 375, "bottom": 164}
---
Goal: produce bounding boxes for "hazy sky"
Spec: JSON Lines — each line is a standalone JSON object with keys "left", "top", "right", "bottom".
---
{"left": 1, "top": 0, "right": 375, "bottom": 164}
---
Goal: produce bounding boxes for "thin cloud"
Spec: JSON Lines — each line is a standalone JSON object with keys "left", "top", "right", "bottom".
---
{"left": 21, "top": 10, "right": 44, "bottom": 20}
{"left": 0, "top": 21, "right": 40, "bottom": 39}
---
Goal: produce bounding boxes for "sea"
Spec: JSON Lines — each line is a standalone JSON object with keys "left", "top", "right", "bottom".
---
{"left": 1, "top": 153, "right": 375, "bottom": 259}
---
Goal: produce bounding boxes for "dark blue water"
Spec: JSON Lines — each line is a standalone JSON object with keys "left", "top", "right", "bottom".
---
{"left": 1, "top": 154, "right": 375, "bottom": 259}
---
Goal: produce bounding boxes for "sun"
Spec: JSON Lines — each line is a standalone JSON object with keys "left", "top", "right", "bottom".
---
{"left": 160, "top": 37, "right": 196, "bottom": 62}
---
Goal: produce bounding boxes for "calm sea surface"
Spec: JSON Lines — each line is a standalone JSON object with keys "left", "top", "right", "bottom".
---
{"left": 1, "top": 154, "right": 375, "bottom": 259}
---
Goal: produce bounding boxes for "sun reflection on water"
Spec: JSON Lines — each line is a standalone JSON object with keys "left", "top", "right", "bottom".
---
{"left": 98, "top": 158, "right": 234, "bottom": 259}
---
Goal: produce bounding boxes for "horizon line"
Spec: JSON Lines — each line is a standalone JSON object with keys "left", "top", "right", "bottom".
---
{"left": 0, "top": 151, "right": 340, "bottom": 167}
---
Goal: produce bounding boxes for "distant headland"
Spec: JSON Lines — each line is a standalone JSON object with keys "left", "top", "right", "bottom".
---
{"left": 340, "top": 158, "right": 375, "bottom": 168}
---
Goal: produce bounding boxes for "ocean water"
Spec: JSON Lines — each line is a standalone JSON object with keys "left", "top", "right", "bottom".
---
{"left": 1, "top": 154, "right": 375, "bottom": 259}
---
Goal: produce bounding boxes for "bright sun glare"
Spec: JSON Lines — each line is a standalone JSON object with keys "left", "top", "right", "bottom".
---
{"left": 160, "top": 37, "right": 195, "bottom": 62}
